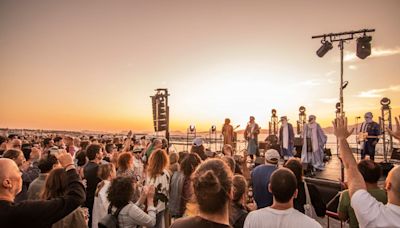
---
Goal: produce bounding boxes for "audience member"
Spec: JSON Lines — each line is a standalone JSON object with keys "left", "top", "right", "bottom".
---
{"left": 284, "top": 158, "right": 326, "bottom": 217}
{"left": 169, "top": 152, "right": 180, "bottom": 175}
{"left": 107, "top": 177, "right": 156, "bottom": 227}
{"left": 3, "top": 148, "right": 40, "bottom": 202}
{"left": 191, "top": 138, "right": 207, "bottom": 160}
{"left": 180, "top": 153, "right": 202, "bottom": 216}
{"left": 146, "top": 148, "right": 170, "bottom": 228}
{"left": 338, "top": 159, "right": 387, "bottom": 227}
{"left": 117, "top": 152, "right": 136, "bottom": 179}
{"left": 27, "top": 155, "right": 60, "bottom": 200}
{"left": 0, "top": 152, "right": 86, "bottom": 228}
{"left": 333, "top": 117, "right": 400, "bottom": 227}
{"left": 244, "top": 168, "right": 321, "bottom": 228}
{"left": 230, "top": 175, "right": 250, "bottom": 228}
{"left": 171, "top": 159, "right": 233, "bottom": 228}
{"left": 251, "top": 149, "right": 279, "bottom": 209}
{"left": 83, "top": 144, "right": 103, "bottom": 228}
{"left": 92, "top": 163, "right": 116, "bottom": 228}
{"left": 42, "top": 168, "right": 88, "bottom": 228}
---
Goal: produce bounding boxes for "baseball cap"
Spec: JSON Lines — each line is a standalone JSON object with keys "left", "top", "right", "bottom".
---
{"left": 192, "top": 137, "right": 203, "bottom": 147}
{"left": 265, "top": 149, "right": 280, "bottom": 164}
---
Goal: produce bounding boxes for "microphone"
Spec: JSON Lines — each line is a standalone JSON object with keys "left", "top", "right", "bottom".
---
{"left": 356, "top": 116, "right": 361, "bottom": 119}
{"left": 236, "top": 125, "right": 240, "bottom": 128}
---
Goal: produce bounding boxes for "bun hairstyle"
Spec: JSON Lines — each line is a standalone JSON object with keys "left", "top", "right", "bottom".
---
{"left": 192, "top": 158, "right": 233, "bottom": 213}
{"left": 232, "top": 175, "right": 247, "bottom": 203}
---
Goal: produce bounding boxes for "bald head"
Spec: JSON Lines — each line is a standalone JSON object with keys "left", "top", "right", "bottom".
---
{"left": 387, "top": 166, "right": 400, "bottom": 203}
{"left": 0, "top": 158, "right": 19, "bottom": 179}
{"left": 0, "top": 158, "right": 22, "bottom": 201}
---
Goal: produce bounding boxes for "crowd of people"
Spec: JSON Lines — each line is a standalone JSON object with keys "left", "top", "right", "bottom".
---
{"left": 0, "top": 115, "right": 399, "bottom": 228}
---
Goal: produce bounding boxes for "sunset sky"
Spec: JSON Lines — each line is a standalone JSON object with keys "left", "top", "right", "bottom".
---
{"left": 0, "top": 0, "right": 399, "bottom": 133}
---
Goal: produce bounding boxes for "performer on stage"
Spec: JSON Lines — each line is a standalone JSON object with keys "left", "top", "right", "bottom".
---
{"left": 222, "top": 118, "right": 234, "bottom": 147}
{"left": 279, "top": 116, "right": 295, "bottom": 160}
{"left": 301, "top": 115, "right": 327, "bottom": 171}
{"left": 359, "top": 112, "right": 381, "bottom": 161}
{"left": 244, "top": 116, "right": 260, "bottom": 161}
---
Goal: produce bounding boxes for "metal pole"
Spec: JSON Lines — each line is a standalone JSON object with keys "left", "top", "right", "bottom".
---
{"left": 339, "top": 39, "right": 345, "bottom": 185}
{"left": 339, "top": 40, "right": 344, "bottom": 117}
{"left": 355, "top": 117, "right": 359, "bottom": 161}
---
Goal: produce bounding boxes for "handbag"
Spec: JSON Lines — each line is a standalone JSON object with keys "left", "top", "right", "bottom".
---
{"left": 303, "top": 182, "right": 318, "bottom": 219}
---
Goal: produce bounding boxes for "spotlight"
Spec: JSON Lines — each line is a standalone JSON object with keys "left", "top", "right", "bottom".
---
{"left": 342, "top": 81, "right": 349, "bottom": 89}
{"left": 189, "top": 125, "right": 196, "bottom": 133}
{"left": 211, "top": 125, "right": 216, "bottom": 132}
{"left": 316, "top": 40, "right": 333, "bottom": 57}
{"left": 335, "top": 102, "right": 341, "bottom": 111}
{"left": 356, "top": 35, "right": 372, "bottom": 59}
{"left": 380, "top": 97, "right": 391, "bottom": 109}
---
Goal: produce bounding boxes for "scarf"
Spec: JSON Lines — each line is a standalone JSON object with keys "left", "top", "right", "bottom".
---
{"left": 307, "top": 123, "right": 319, "bottom": 152}
{"left": 247, "top": 122, "right": 256, "bottom": 139}
{"left": 282, "top": 122, "right": 289, "bottom": 149}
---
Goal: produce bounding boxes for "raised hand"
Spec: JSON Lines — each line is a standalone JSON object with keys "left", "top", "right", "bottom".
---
{"left": 332, "top": 117, "right": 354, "bottom": 140}
{"left": 387, "top": 116, "right": 400, "bottom": 140}
{"left": 57, "top": 151, "right": 74, "bottom": 168}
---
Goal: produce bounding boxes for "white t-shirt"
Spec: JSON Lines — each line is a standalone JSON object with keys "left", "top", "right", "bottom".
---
{"left": 244, "top": 207, "right": 322, "bottom": 228}
{"left": 92, "top": 180, "right": 111, "bottom": 228}
{"left": 351, "top": 189, "right": 400, "bottom": 228}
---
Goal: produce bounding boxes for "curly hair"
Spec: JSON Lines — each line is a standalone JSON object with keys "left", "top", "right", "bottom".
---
{"left": 107, "top": 176, "right": 134, "bottom": 208}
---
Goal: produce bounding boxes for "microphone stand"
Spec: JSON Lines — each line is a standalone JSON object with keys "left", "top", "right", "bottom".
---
{"left": 355, "top": 117, "right": 360, "bottom": 161}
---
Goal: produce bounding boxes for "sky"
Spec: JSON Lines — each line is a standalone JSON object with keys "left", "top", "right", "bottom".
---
{"left": 0, "top": 0, "right": 399, "bottom": 133}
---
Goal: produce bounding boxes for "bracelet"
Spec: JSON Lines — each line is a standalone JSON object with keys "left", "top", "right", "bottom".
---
{"left": 64, "top": 163, "right": 75, "bottom": 170}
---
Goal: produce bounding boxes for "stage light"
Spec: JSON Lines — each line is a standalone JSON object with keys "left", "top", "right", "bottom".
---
{"left": 342, "top": 81, "right": 349, "bottom": 89}
{"left": 356, "top": 35, "right": 372, "bottom": 59}
{"left": 189, "top": 125, "right": 196, "bottom": 133}
{"left": 380, "top": 97, "right": 391, "bottom": 107}
{"left": 335, "top": 102, "right": 341, "bottom": 111}
{"left": 211, "top": 125, "right": 216, "bottom": 132}
{"left": 316, "top": 40, "right": 333, "bottom": 57}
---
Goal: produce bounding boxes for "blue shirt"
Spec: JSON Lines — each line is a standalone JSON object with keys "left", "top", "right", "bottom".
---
{"left": 251, "top": 164, "right": 277, "bottom": 209}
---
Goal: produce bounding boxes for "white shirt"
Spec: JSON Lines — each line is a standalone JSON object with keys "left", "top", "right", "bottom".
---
{"left": 92, "top": 180, "right": 111, "bottom": 228}
{"left": 244, "top": 207, "right": 322, "bottom": 228}
{"left": 351, "top": 189, "right": 400, "bottom": 228}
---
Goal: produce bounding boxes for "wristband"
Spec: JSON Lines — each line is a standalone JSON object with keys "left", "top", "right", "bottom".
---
{"left": 64, "top": 163, "right": 76, "bottom": 170}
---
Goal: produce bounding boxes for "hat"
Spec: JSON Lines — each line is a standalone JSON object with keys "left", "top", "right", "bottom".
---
{"left": 192, "top": 137, "right": 203, "bottom": 147}
{"left": 265, "top": 149, "right": 280, "bottom": 164}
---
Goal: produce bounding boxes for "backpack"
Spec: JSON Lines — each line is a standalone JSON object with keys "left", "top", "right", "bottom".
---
{"left": 98, "top": 203, "right": 127, "bottom": 228}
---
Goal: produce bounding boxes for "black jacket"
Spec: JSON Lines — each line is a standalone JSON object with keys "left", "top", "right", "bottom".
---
{"left": 0, "top": 169, "right": 86, "bottom": 228}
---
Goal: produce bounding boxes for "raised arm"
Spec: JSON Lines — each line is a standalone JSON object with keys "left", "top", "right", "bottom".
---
{"left": 387, "top": 116, "right": 400, "bottom": 140}
{"left": 15, "top": 152, "right": 86, "bottom": 227}
{"left": 333, "top": 117, "right": 366, "bottom": 198}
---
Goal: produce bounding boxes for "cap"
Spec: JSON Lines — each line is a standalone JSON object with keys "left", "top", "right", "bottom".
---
{"left": 265, "top": 149, "right": 280, "bottom": 164}
{"left": 192, "top": 137, "right": 203, "bottom": 147}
